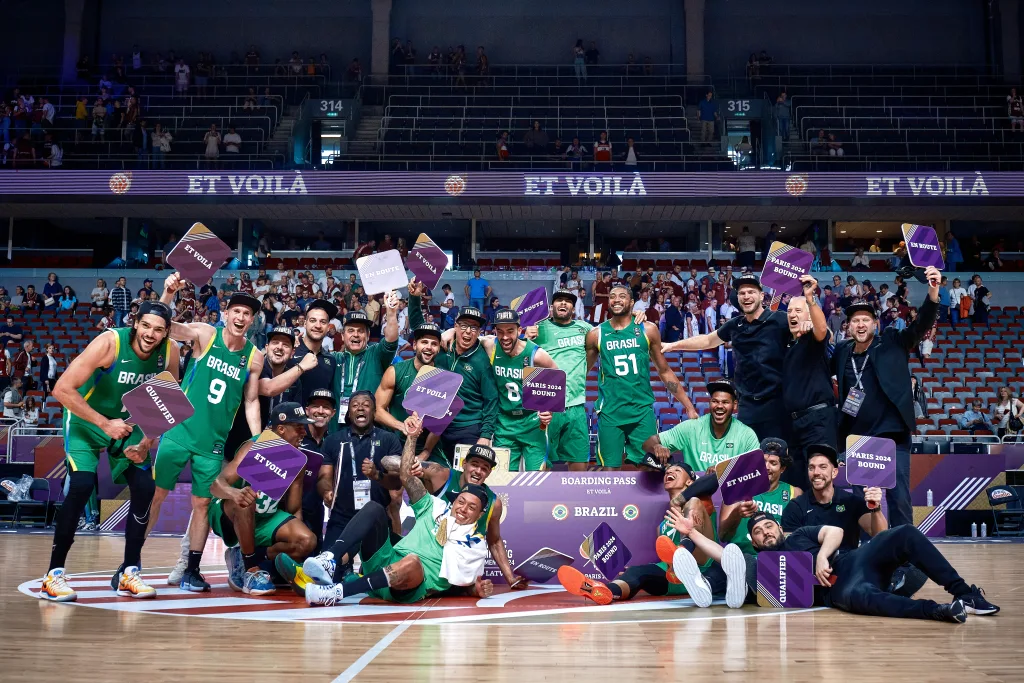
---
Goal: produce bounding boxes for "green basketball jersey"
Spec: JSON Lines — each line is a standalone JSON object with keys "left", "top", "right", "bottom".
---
{"left": 534, "top": 319, "right": 592, "bottom": 408}
{"left": 73, "top": 327, "right": 171, "bottom": 421}
{"left": 440, "top": 469, "right": 496, "bottom": 537}
{"left": 232, "top": 477, "right": 280, "bottom": 516}
{"left": 387, "top": 358, "right": 421, "bottom": 425}
{"left": 726, "top": 483, "right": 798, "bottom": 555}
{"left": 165, "top": 328, "right": 256, "bottom": 457}
{"left": 489, "top": 339, "right": 539, "bottom": 417}
{"left": 595, "top": 320, "right": 654, "bottom": 426}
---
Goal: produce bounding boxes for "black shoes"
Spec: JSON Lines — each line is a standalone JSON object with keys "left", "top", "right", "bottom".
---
{"left": 961, "top": 585, "right": 1000, "bottom": 615}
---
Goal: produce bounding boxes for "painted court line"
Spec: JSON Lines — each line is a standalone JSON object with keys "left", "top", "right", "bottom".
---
{"left": 332, "top": 622, "right": 411, "bottom": 683}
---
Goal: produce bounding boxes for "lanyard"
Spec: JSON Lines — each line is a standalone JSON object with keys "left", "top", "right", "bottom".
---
{"left": 850, "top": 353, "right": 869, "bottom": 391}
{"left": 340, "top": 352, "right": 366, "bottom": 397}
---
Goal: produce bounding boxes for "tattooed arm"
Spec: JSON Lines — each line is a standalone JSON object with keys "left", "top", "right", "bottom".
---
{"left": 399, "top": 415, "right": 428, "bottom": 505}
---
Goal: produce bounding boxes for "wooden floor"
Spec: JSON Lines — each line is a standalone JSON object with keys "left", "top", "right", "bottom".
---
{"left": 2, "top": 534, "right": 1023, "bottom": 682}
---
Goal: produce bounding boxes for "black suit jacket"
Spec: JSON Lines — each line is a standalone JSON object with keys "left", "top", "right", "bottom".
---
{"left": 39, "top": 355, "right": 57, "bottom": 385}
{"left": 832, "top": 295, "right": 938, "bottom": 437}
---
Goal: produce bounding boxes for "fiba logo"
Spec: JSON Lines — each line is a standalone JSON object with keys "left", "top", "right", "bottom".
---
{"left": 551, "top": 504, "right": 569, "bottom": 521}
{"left": 444, "top": 175, "right": 467, "bottom": 196}
{"left": 109, "top": 172, "right": 133, "bottom": 195}
{"left": 785, "top": 174, "right": 808, "bottom": 197}
{"left": 621, "top": 504, "right": 639, "bottom": 521}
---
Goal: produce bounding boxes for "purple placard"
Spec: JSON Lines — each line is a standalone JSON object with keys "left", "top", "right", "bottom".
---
{"left": 522, "top": 367, "right": 566, "bottom": 413}
{"left": 402, "top": 366, "right": 463, "bottom": 419}
{"left": 901, "top": 223, "right": 945, "bottom": 269}
{"left": 406, "top": 233, "right": 448, "bottom": 291}
{"left": 356, "top": 249, "right": 408, "bottom": 295}
{"left": 844, "top": 435, "right": 898, "bottom": 489}
{"left": 587, "top": 522, "right": 633, "bottom": 582}
{"left": 165, "top": 222, "right": 233, "bottom": 285}
{"left": 760, "top": 242, "right": 814, "bottom": 297}
{"left": 299, "top": 447, "right": 324, "bottom": 495}
{"left": 0, "top": 170, "right": 1017, "bottom": 199}
{"left": 121, "top": 371, "right": 195, "bottom": 439}
{"left": 513, "top": 547, "right": 575, "bottom": 584}
{"left": 422, "top": 396, "right": 464, "bottom": 435}
{"left": 756, "top": 551, "right": 814, "bottom": 608}
{"left": 510, "top": 287, "right": 550, "bottom": 328}
{"left": 236, "top": 429, "right": 308, "bottom": 502}
{"left": 716, "top": 449, "right": 771, "bottom": 505}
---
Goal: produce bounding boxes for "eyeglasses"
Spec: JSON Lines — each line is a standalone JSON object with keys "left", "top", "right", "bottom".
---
{"left": 455, "top": 323, "right": 481, "bottom": 332}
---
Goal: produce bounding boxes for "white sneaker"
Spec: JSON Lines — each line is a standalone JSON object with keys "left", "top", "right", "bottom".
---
{"left": 306, "top": 582, "right": 344, "bottom": 607}
{"left": 302, "top": 552, "right": 337, "bottom": 586}
{"left": 672, "top": 546, "right": 713, "bottom": 608}
{"left": 167, "top": 557, "right": 187, "bottom": 586}
{"left": 720, "top": 544, "right": 748, "bottom": 609}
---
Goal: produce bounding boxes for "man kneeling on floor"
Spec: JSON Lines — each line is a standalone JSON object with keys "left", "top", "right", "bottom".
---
{"left": 748, "top": 514, "right": 999, "bottom": 622}
{"left": 211, "top": 402, "right": 318, "bottom": 595}
{"left": 296, "top": 414, "right": 493, "bottom": 604}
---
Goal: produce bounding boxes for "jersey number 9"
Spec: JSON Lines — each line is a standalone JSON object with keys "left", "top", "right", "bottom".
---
{"left": 208, "top": 378, "right": 227, "bottom": 404}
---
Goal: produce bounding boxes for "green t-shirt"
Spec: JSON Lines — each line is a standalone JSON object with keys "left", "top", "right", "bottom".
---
{"left": 534, "top": 318, "right": 592, "bottom": 408}
{"left": 657, "top": 415, "right": 760, "bottom": 471}
{"left": 726, "top": 483, "right": 799, "bottom": 555}
{"left": 393, "top": 493, "right": 452, "bottom": 594}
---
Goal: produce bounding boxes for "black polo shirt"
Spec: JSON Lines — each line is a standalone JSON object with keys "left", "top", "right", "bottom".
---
{"left": 782, "top": 332, "right": 834, "bottom": 414}
{"left": 222, "top": 361, "right": 301, "bottom": 461}
{"left": 716, "top": 309, "right": 790, "bottom": 420}
{"left": 321, "top": 427, "right": 400, "bottom": 530}
{"left": 839, "top": 349, "right": 906, "bottom": 442}
{"left": 781, "top": 487, "right": 871, "bottom": 551}
{"left": 290, "top": 338, "right": 334, "bottom": 404}
{"left": 300, "top": 433, "right": 327, "bottom": 520}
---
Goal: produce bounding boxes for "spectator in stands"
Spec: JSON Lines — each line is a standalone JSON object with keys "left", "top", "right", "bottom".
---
{"left": 994, "top": 387, "right": 1024, "bottom": 439}
{"left": 958, "top": 400, "right": 996, "bottom": 435}
{"left": 13, "top": 340, "right": 34, "bottom": 392}
{"left": 1008, "top": 88, "right": 1023, "bottom": 132}
{"left": 734, "top": 136, "right": 753, "bottom": 167}
{"left": 984, "top": 248, "right": 1003, "bottom": 271}
{"left": 91, "top": 279, "right": 110, "bottom": 313}
{"left": 618, "top": 137, "right": 639, "bottom": 170}
{"left": 495, "top": 131, "right": 510, "bottom": 161}
{"left": 289, "top": 51, "right": 303, "bottom": 75}
{"left": 110, "top": 276, "right": 130, "bottom": 327}
{"left": 935, "top": 275, "right": 950, "bottom": 323}
{"left": 573, "top": 40, "right": 587, "bottom": 84}
{"left": 22, "top": 285, "right": 39, "bottom": 313}
{"left": 22, "top": 395, "right": 39, "bottom": 426}
{"left": 943, "top": 230, "right": 962, "bottom": 271}
{"left": 40, "top": 343, "right": 60, "bottom": 398}
{"left": 826, "top": 302, "right": 846, "bottom": 338}
{"left": 850, "top": 247, "right": 870, "bottom": 271}
{"left": 948, "top": 277, "right": 967, "bottom": 328}
{"left": 90, "top": 98, "right": 106, "bottom": 141}
{"left": 53, "top": 285, "right": 76, "bottom": 315}
{"left": 476, "top": 46, "right": 490, "bottom": 84}
{"left": 131, "top": 119, "right": 150, "bottom": 167}
{"left": 0, "top": 289, "right": 9, "bottom": 315}
{"left": 42, "top": 273, "right": 61, "bottom": 310}
{"left": 3, "top": 376, "right": 24, "bottom": 418}
{"left": 223, "top": 126, "right": 242, "bottom": 155}
{"left": 452, "top": 45, "right": 468, "bottom": 88}
{"left": 565, "top": 136, "right": 587, "bottom": 165}
{"left": 523, "top": 121, "right": 548, "bottom": 155}
{"left": 594, "top": 131, "right": 613, "bottom": 166}
{"left": 0, "top": 316, "right": 22, "bottom": 350}
{"left": 698, "top": 91, "right": 719, "bottom": 144}
{"left": 484, "top": 296, "right": 501, "bottom": 327}
{"left": 736, "top": 226, "right": 756, "bottom": 269}
{"left": 151, "top": 123, "right": 172, "bottom": 169}
{"left": 353, "top": 239, "right": 376, "bottom": 260}
{"left": 174, "top": 58, "right": 190, "bottom": 97}
{"left": 775, "top": 92, "right": 791, "bottom": 140}
{"left": 12, "top": 132, "right": 35, "bottom": 168}
{"left": 827, "top": 132, "right": 844, "bottom": 156}
{"left": 586, "top": 41, "right": 600, "bottom": 65}
{"left": 203, "top": 123, "right": 222, "bottom": 167}
{"left": 42, "top": 134, "right": 62, "bottom": 168}
{"left": 465, "top": 269, "right": 491, "bottom": 311}
{"left": 970, "top": 275, "right": 990, "bottom": 328}
{"left": 632, "top": 288, "right": 651, "bottom": 314}
{"left": 245, "top": 45, "right": 260, "bottom": 73}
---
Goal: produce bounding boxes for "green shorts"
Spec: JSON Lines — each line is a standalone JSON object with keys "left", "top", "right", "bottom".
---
{"left": 494, "top": 412, "right": 548, "bottom": 471}
{"left": 596, "top": 410, "right": 657, "bottom": 468}
{"left": 208, "top": 497, "right": 293, "bottom": 548}
{"left": 360, "top": 537, "right": 431, "bottom": 603}
{"left": 547, "top": 404, "right": 591, "bottom": 464}
{"left": 154, "top": 437, "right": 222, "bottom": 498}
{"left": 64, "top": 413, "right": 150, "bottom": 485}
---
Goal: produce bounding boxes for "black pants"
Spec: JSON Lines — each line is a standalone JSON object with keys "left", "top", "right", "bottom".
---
{"left": 440, "top": 423, "right": 482, "bottom": 464}
{"left": 301, "top": 497, "right": 325, "bottom": 555}
{"left": 741, "top": 404, "right": 792, "bottom": 445}
{"left": 785, "top": 405, "right": 837, "bottom": 490}
{"left": 616, "top": 555, "right": 757, "bottom": 600}
{"left": 830, "top": 525, "right": 971, "bottom": 619}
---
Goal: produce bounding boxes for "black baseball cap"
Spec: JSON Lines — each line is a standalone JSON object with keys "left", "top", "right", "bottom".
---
{"left": 845, "top": 301, "right": 877, "bottom": 319}
{"left": 706, "top": 379, "right": 737, "bottom": 398}
{"left": 458, "top": 483, "right": 490, "bottom": 509}
{"left": 137, "top": 301, "right": 172, "bottom": 326}
{"left": 464, "top": 444, "right": 497, "bottom": 467}
{"left": 342, "top": 310, "right": 371, "bottom": 328}
{"left": 306, "top": 388, "right": 337, "bottom": 407}
{"left": 760, "top": 437, "right": 788, "bottom": 456}
{"left": 412, "top": 322, "right": 442, "bottom": 341}
{"left": 493, "top": 308, "right": 520, "bottom": 326}
{"left": 455, "top": 306, "right": 486, "bottom": 326}
{"left": 305, "top": 298, "right": 339, "bottom": 320}
{"left": 748, "top": 511, "right": 778, "bottom": 532}
{"left": 269, "top": 402, "right": 316, "bottom": 426}
{"left": 143, "top": 277, "right": 153, "bottom": 284}
{"left": 807, "top": 443, "right": 839, "bottom": 467}
{"left": 226, "top": 292, "right": 261, "bottom": 314}
{"left": 552, "top": 289, "right": 578, "bottom": 306}
{"left": 733, "top": 274, "right": 762, "bottom": 292}
{"left": 267, "top": 326, "right": 296, "bottom": 344}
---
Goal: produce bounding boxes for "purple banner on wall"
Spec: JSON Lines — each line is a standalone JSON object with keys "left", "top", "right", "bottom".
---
{"left": 756, "top": 551, "right": 815, "bottom": 608}
{"left": 0, "top": 170, "right": 1012, "bottom": 200}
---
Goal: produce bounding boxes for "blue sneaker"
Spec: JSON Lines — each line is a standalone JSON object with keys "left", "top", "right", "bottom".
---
{"left": 224, "top": 547, "right": 245, "bottom": 593}
{"left": 302, "top": 552, "right": 337, "bottom": 586}
{"left": 241, "top": 568, "right": 276, "bottom": 596}
{"left": 179, "top": 569, "right": 211, "bottom": 593}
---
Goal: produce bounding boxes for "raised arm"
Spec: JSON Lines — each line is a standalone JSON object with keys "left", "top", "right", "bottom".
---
{"left": 381, "top": 292, "right": 399, "bottom": 343}
{"left": 399, "top": 416, "right": 428, "bottom": 504}
{"left": 374, "top": 366, "right": 412, "bottom": 434}
{"left": 661, "top": 329, "right": 723, "bottom": 354}
{"left": 800, "top": 275, "right": 828, "bottom": 342}
{"left": 898, "top": 266, "right": 941, "bottom": 351}
{"left": 646, "top": 322, "right": 697, "bottom": 419}
{"left": 243, "top": 350, "right": 265, "bottom": 438}
{"left": 259, "top": 352, "right": 315, "bottom": 397}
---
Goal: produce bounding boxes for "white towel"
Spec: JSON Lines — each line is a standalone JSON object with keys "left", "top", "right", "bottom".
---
{"left": 434, "top": 501, "right": 489, "bottom": 586}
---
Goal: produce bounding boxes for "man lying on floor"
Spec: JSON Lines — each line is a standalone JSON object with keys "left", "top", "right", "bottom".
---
{"left": 278, "top": 415, "right": 494, "bottom": 604}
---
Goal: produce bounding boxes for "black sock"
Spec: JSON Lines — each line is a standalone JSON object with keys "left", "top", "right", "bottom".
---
{"left": 608, "top": 582, "right": 623, "bottom": 599}
{"left": 243, "top": 548, "right": 267, "bottom": 571}
{"left": 187, "top": 550, "right": 203, "bottom": 574}
{"left": 122, "top": 467, "right": 154, "bottom": 570}
{"left": 339, "top": 568, "right": 390, "bottom": 597}
{"left": 679, "top": 538, "right": 696, "bottom": 554}
{"left": 48, "top": 471, "right": 96, "bottom": 572}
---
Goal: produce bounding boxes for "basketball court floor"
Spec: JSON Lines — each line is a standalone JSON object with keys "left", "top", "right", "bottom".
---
{"left": 3, "top": 534, "right": 1022, "bottom": 682}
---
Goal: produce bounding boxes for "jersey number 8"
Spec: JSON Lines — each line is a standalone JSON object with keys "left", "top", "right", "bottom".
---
{"left": 505, "top": 382, "right": 521, "bottom": 402}
{"left": 208, "top": 378, "right": 227, "bottom": 404}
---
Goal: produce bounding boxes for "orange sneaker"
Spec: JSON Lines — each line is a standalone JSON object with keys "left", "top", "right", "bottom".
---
{"left": 557, "top": 566, "right": 613, "bottom": 606}
{"left": 655, "top": 535, "right": 682, "bottom": 584}
{"left": 39, "top": 568, "right": 77, "bottom": 602}
{"left": 116, "top": 566, "right": 157, "bottom": 599}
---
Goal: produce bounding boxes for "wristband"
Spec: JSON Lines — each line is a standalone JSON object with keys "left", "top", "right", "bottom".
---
{"left": 251, "top": 434, "right": 260, "bottom": 443}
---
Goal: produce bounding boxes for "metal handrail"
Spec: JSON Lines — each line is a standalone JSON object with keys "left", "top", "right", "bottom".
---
{"left": 329, "top": 153, "right": 732, "bottom": 172}
{"left": 784, "top": 155, "right": 1024, "bottom": 172}
{"left": 6, "top": 153, "right": 283, "bottom": 170}
{"left": 9, "top": 64, "right": 332, "bottom": 86}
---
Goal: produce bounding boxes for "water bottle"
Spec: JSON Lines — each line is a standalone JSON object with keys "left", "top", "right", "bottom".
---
{"left": 926, "top": 489, "right": 934, "bottom": 506}
{"left": 970, "top": 522, "right": 978, "bottom": 538}
{"left": 981, "top": 523, "right": 987, "bottom": 538}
